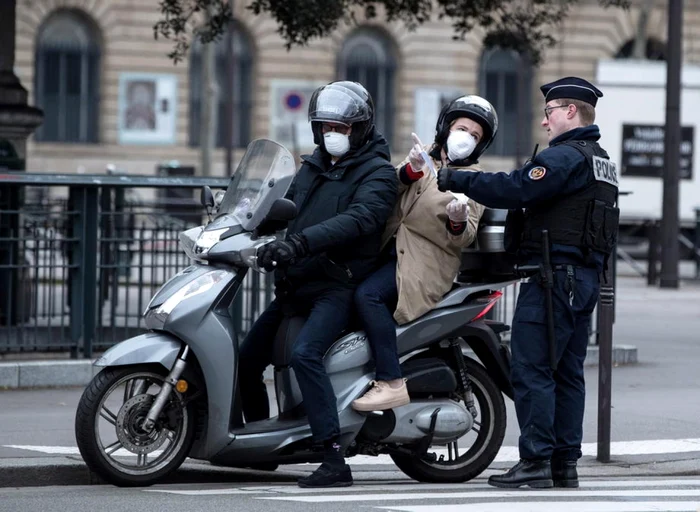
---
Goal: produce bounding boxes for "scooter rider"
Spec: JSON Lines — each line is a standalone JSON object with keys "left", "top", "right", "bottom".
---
{"left": 238, "top": 81, "right": 399, "bottom": 488}
{"left": 437, "top": 77, "right": 619, "bottom": 489}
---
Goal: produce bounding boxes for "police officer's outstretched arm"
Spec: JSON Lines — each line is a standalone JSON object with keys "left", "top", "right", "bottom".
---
{"left": 437, "top": 147, "right": 586, "bottom": 210}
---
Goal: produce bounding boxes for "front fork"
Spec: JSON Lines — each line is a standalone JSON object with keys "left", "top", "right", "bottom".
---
{"left": 449, "top": 338, "right": 477, "bottom": 418}
{"left": 142, "top": 346, "right": 189, "bottom": 432}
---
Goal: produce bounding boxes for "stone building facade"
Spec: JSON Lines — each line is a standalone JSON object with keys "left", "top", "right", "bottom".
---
{"left": 13, "top": 0, "right": 700, "bottom": 176}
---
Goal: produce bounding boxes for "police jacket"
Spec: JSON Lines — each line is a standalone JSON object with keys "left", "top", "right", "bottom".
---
{"left": 278, "top": 129, "right": 399, "bottom": 292}
{"left": 441, "top": 125, "right": 619, "bottom": 269}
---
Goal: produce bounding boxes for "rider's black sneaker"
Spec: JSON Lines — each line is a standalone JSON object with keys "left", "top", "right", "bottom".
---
{"left": 297, "top": 462, "right": 353, "bottom": 488}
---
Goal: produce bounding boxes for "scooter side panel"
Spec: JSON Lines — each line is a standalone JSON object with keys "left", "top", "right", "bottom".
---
{"left": 395, "top": 303, "right": 487, "bottom": 354}
{"left": 325, "top": 332, "right": 375, "bottom": 409}
{"left": 94, "top": 332, "right": 181, "bottom": 369}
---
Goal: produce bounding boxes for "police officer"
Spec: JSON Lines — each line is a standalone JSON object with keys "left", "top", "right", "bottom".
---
{"left": 437, "top": 77, "right": 619, "bottom": 489}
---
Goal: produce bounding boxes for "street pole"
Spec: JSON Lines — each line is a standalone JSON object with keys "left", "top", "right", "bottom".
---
{"left": 224, "top": 0, "right": 235, "bottom": 177}
{"left": 659, "top": 0, "right": 682, "bottom": 289}
{"left": 596, "top": 249, "right": 615, "bottom": 463}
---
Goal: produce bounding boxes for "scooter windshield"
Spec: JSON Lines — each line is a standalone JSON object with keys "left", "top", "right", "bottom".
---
{"left": 215, "top": 139, "right": 297, "bottom": 231}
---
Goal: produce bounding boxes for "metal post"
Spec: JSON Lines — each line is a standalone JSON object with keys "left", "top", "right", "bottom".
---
{"left": 647, "top": 220, "right": 660, "bottom": 285}
{"left": 224, "top": 2, "right": 236, "bottom": 176}
{"left": 78, "top": 187, "right": 99, "bottom": 358}
{"left": 695, "top": 208, "right": 700, "bottom": 279}
{"left": 596, "top": 257, "right": 615, "bottom": 462}
{"left": 659, "top": 0, "right": 683, "bottom": 289}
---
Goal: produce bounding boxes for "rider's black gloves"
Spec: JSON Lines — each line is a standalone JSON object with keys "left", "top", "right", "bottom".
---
{"left": 257, "top": 233, "right": 309, "bottom": 272}
{"left": 437, "top": 167, "right": 453, "bottom": 193}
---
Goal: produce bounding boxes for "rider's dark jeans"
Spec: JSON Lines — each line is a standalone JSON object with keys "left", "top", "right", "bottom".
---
{"left": 238, "top": 285, "right": 354, "bottom": 443}
{"left": 353, "top": 256, "right": 402, "bottom": 381}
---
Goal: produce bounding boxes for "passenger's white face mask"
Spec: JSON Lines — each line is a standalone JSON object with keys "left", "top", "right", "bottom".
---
{"left": 446, "top": 130, "right": 477, "bottom": 162}
{"left": 324, "top": 132, "right": 351, "bottom": 157}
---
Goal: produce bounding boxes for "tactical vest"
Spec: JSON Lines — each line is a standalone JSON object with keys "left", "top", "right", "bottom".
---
{"left": 519, "top": 140, "right": 620, "bottom": 255}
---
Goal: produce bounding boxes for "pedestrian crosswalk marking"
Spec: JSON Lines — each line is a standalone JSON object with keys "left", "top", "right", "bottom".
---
{"left": 258, "top": 489, "right": 700, "bottom": 502}
{"left": 144, "top": 478, "right": 700, "bottom": 511}
{"left": 145, "top": 479, "right": 700, "bottom": 496}
{"left": 379, "top": 503, "right": 699, "bottom": 512}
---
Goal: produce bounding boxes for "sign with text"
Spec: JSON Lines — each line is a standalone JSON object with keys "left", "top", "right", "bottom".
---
{"left": 620, "top": 124, "right": 694, "bottom": 180}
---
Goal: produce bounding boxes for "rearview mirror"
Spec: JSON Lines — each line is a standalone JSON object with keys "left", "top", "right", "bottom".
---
{"left": 200, "top": 186, "right": 215, "bottom": 209}
{"left": 266, "top": 198, "right": 297, "bottom": 222}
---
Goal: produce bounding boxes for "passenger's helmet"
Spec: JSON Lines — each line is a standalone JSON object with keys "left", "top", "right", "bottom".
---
{"left": 308, "top": 81, "right": 375, "bottom": 149}
{"left": 431, "top": 95, "right": 499, "bottom": 164}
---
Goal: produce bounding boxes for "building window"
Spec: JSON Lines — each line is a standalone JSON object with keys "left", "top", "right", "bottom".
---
{"left": 34, "top": 9, "right": 101, "bottom": 143}
{"left": 337, "top": 28, "right": 397, "bottom": 147}
{"left": 479, "top": 48, "right": 532, "bottom": 158}
{"left": 615, "top": 37, "right": 667, "bottom": 61}
{"left": 189, "top": 22, "right": 253, "bottom": 148}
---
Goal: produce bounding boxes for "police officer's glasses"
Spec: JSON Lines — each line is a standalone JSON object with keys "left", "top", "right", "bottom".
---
{"left": 543, "top": 105, "right": 570, "bottom": 119}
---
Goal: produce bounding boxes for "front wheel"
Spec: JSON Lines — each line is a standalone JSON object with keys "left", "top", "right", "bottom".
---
{"left": 75, "top": 365, "right": 196, "bottom": 487}
{"left": 391, "top": 356, "right": 507, "bottom": 483}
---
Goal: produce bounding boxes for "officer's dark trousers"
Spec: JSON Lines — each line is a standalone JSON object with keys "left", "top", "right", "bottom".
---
{"left": 238, "top": 286, "right": 354, "bottom": 443}
{"left": 510, "top": 266, "right": 600, "bottom": 461}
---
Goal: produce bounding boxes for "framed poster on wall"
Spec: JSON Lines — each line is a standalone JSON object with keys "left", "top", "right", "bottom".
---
{"left": 118, "top": 73, "right": 177, "bottom": 145}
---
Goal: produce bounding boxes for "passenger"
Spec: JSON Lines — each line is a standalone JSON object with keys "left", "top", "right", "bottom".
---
{"left": 351, "top": 95, "right": 499, "bottom": 412}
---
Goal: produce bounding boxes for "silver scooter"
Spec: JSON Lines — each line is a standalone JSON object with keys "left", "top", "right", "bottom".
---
{"left": 75, "top": 139, "right": 516, "bottom": 487}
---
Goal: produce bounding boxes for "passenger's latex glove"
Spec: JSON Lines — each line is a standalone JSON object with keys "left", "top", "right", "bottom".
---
{"left": 446, "top": 196, "right": 470, "bottom": 223}
{"left": 257, "top": 233, "right": 308, "bottom": 271}
{"left": 407, "top": 132, "right": 426, "bottom": 178}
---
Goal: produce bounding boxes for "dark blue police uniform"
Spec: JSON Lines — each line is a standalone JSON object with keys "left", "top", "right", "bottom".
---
{"left": 437, "top": 77, "right": 620, "bottom": 489}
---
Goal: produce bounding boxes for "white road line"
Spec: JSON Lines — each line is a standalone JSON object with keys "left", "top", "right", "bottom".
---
{"left": 259, "top": 489, "right": 700, "bottom": 503}
{"left": 145, "top": 479, "right": 700, "bottom": 496}
{"left": 6, "top": 437, "right": 700, "bottom": 462}
{"left": 377, "top": 502, "right": 700, "bottom": 512}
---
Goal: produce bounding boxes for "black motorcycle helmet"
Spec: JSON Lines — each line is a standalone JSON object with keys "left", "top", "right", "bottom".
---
{"left": 308, "top": 81, "right": 375, "bottom": 150}
{"left": 429, "top": 95, "right": 499, "bottom": 164}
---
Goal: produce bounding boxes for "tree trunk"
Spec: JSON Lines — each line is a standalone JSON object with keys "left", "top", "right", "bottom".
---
{"left": 199, "top": 6, "right": 219, "bottom": 177}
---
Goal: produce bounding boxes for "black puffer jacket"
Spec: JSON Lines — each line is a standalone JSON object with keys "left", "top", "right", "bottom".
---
{"left": 277, "top": 130, "right": 398, "bottom": 292}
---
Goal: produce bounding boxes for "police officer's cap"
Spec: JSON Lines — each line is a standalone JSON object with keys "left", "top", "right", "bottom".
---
{"left": 540, "top": 76, "right": 603, "bottom": 107}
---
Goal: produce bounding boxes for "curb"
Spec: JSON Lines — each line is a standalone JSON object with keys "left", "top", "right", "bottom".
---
{"left": 0, "top": 453, "right": 698, "bottom": 488}
{"left": 0, "top": 344, "right": 638, "bottom": 390}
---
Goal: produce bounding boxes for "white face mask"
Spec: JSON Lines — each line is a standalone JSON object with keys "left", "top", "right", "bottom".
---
{"left": 446, "top": 130, "right": 478, "bottom": 162}
{"left": 324, "top": 132, "right": 351, "bottom": 157}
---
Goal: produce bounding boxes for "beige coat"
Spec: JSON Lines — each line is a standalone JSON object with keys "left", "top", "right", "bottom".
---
{"left": 381, "top": 151, "right": 486, "bottom": 325}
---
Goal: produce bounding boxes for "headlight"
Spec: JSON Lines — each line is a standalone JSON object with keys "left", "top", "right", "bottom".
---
{"left": 156, "top": 270, "right": 229, "bottom": 316}
{"left": 194, "top": 227, "right": 229, "bottom": 255}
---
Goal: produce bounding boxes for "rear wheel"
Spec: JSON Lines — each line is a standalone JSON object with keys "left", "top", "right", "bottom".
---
{"left": 75, "top": 365, "right": 196, "bottom": 487}
{"left": 391, "top": 356, "right": 507, "bottom": 483}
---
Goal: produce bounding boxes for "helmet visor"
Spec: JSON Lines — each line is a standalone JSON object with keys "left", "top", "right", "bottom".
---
{"left": 308, "top": 87, "right": 370, "bottom": 125}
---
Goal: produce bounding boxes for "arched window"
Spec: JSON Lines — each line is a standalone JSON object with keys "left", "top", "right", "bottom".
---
{"left": 337, "top": 28, "right": 397, "bottom": 147}
{"left": 615, "top": 37, "right": 667, "bottom": 60}
{"left": 479, "top": 48, "right": 532, "bottom": 158}
{"left": 34, "top": 9, "right": 101, "bottom": 143}
{"left": 189, "top": 22, "right": 253, "bottom": 148}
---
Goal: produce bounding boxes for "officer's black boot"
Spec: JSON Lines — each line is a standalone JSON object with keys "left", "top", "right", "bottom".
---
{"left": 487, "top": 459, "right": 554, "bottom": 489}
{"left": 552, "top": 459, "right": 579, "bottom": 488}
